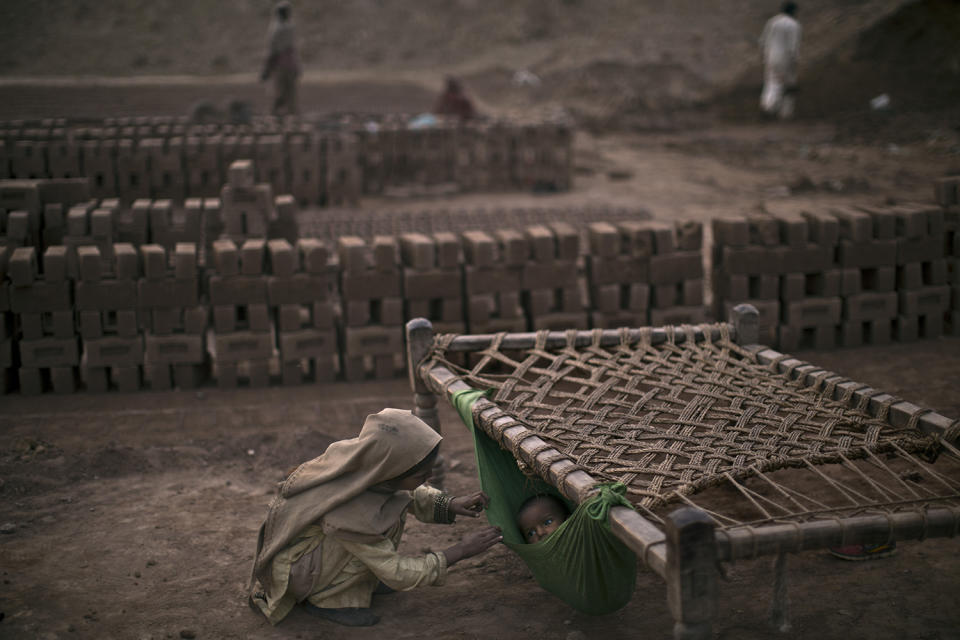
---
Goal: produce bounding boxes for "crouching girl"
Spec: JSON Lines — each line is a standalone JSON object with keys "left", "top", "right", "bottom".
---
{"left": 249, "top": 408, "right": 502, "bottom": 627}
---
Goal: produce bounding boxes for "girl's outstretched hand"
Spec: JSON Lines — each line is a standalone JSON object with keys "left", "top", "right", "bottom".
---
{"left": 443, "top": 526, "right": 503, "bottom": 566}
{"left": 450, "top": 491, "right": 491, "bottom": 518}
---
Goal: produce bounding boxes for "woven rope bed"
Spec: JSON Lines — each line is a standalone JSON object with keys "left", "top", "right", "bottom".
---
{"left": 403, "top": 306, "right": 960, "bottom": 639}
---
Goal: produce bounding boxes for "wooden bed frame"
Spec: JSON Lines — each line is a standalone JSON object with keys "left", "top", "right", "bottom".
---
{"left": 403, "top": 305, "right": 960, "bottom": 639}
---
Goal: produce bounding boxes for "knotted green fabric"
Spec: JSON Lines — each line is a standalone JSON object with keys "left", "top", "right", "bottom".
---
{"left": 452, "top": 389, "right": 638, "bottom": 615}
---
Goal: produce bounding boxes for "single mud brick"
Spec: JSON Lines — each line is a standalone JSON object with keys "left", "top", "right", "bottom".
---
{"left": 526, "top": 289, "right": 554, "bottom": 317}
{"left": 747, "top": 274, "right": 779, "bottom": 300}
{"left": 173, "top": 243, "right": 197, "bottom": 280}
{"left": 373, "top": 354, "right": 396, "bottom": 380}
{"left": 183, "top": 305, "right": 208, "bottom": 335}
{"left": 521, "top": 260, "right": 577, "bottom": 291}
{"left": 9, "top": 246, "right": 38, "bottom": 286}
{"left": 891, "top": 206, "right": 929, "bottom": 239}
{"left": 747, "top": 215, "right": 781, "bottom": 247}
{"left": 783, "top": 297, "right": 842, "bottom": 326}
{"left": 113, "top": 243, "right": 139, "bottom": 280}
{"left": 840, "top": 268, "right": 861, "bottom": 295}
{"left": 267, "top": 239, "right": 297, "bottom": 278}
{"left": 856, "top": 204, "right": 898, "bottom": 240}
{"left": 829, "top": 206, "right": 873, "bottom": 243}
{"left": 297, "top": 239, "right": 328, "bottom": 275}
{"left": 115, "top": 309, "right": 139, "bottom": 338}
{"left": 372, "top": 235, "right": 399, "bottom": 272}
{"left": 275, "top": 303, "right": 305, "bottom": 332}
{"left": 19, "top": 336, "right": 80, "bottom": 367}
{"left": 682, "top": 279, "right": 704, "bottom": 307}
{"left": 49, "top": 366, "right": 78, "bottom": 394}
{"left": 649, "top": 251, "right": 703, "bottom": 285}
{"left": 208, "top": 275, "right": 267, "bottom": 306}
{"left": 712, "top": 217, "right": 749, "bottom": 247}
{"left": 213, "top": 305, "right": 237, "bottom": 333}
{"left": 460, "top": 264, "right": 516, "bottom": 297}
{"left": 5, "top": 210, "right": 29, "bottom": 244}
{"left": 75, "top": 280, "right": 137, "bottom": 311}
{"left": 17, "top": 367, "right": 44, "bottom": 396}
{"left": 248, "top": 303, "right": 271, "bottom": 332}
{"left": 49, "top": 310, "right": 74, "bottom": 339}
{"left": 66, "top": 206, "right": 88, "bottom": 237}
{"left": 337, "top": 236, "right": 370, "bottom": 272}
{"left": 923, "top": 260, "right": 948, "bottom": 286}
{"left": 651, "top": 283, "right": 678, "bottom": 308}
{"left": 83, "top": 366, "right": 110, "bottom": 393}
{"left": 499, "top": 290, "right": 524, "bottom": 319}
{"left": 240, "top": 239, "right": 266, "bottom": 276}
{"left": 897, "top": 263, "right": 923, "bottom": 290}
{"left": 836, "top": 240, "right": 897, "bottom": 268}
{"left": 461, "top": 230, "right": 497, "bottom": 267}
{"left": 717, "top": 245, "right": 767, "bottom": 275}
{"left": 280, "top": 360, "right": 303, "bottom": 385}
{"left": 587, "top": 222, "right": 620, "bottom": 257}
{"left": 140, "top": 244, "right": 167, "bottom": 281}
{"left": 78, "top": 310, "right": 103, "bottom": 339}
{"left": 399, "top": 233, "right": 436, "bottom": 270}
{"left": 266, "top": 274, "right": 330, "bottom": 305}
{"left": 546, "top": 222, "right": 579, "bottom": 261}
{"left": 43, "top": 246, "right": 68, "bottom": 283}
{"left": 592, "top": 284, "right": 620, "bottom": 312}
{"left": 212, "top": 239, "right": 239, "bottom": 276}
{"left": 90, "top": 208, "right": 113, "bottom": 239}
{"left": 861, "top": 266, "right": 896, "bottom": 292}
{"left": 172, "top": 364, "right": 204, "bottom": 390}
{"left": 899, "top": 286, "right": 950, "bottom": 316}
{"left": 310, "top": 302, "right": 336, "bottom": 330}
{"left": 524, "top": 226, "right": 555, "bottom": 263}
{"left": 145, "top": 333, "right": 204, "bottom": 364}
{"left": 615, "top": 221, "right": 653, "bottom": 257}
{"left": 84, "top": 336, "right": 144, "bottom": 367}
{"left": 675, "top": 221, "right": 703, "bottom": 251}
{"left": 342, "top": 355, "right": 366, "bottom": 382}
{"left": 468, "top": 294, "right": 495, "bottom": 324}
{"left": 213, "top": 331, "right": 274, "bottom": 363}
{"left": 494, "top": 229, "right": 528, "bottom": 267}
{"left": 151, "top": 308, "right": 179, "bottom": 335}
{"left": 340, "top": 269, "right": 402, "bottom": 301}
{"left": 378, "top": 297, "right": 404, "bottom": 325}
{"left": 432, "top": 232, "right": 461, "bottom": 269}
{"left": 76, "top": 246, "right": 102, "bottom": 282}
{"left": 714, "top": 272, "right": 749, "bottom": 303}
{"left": 774, "top": 245, "right": 833, "bottom": 273}
{"left": 897, "top": 234, "right": 943, "bottom": 265}
{"left": 343, "top": 300, "right": 370, "bottom": 327}
{"left": 10, "top": 280, "right": 72, "bottom": 313}
{"left": 439, "top": 297, "right": 465, "bottom": 323}
{"left": 645, "top": 221, "right": 676, "bottom": 255}
{"left": 402, "top": 270, "right": 462, "bottom": 300}
{"left": 137, "top": 278, "right": 199, "bottom": 309}
{"left": 586, "top": 255, "right": 649, "bottom": 285}
{"left": 278, "top": 329, "right": 338, "bottom": 359}
{"left": 344, "top": 325, "right": 403, "bottom": 357}
{"left": 144, "top": 363, "right": 174, "bottom": 390}
{"left": 228, "top": 159, "right": 255, "bottom": 188}
{"left": 20, "top": 313, "right": 44, "bottom": 340}
{"left": 799, "top": 210, "right": 840, "bottom": 247}
{"left": 843, "top": 292, "right": 898, "bottom": 322}
{"left": 625, "top": 283, "right": 650, "bottom": 311}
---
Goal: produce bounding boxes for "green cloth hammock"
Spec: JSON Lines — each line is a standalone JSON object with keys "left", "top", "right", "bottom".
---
{"left": 452, "top": 389, "right": 638, "bottom": 616}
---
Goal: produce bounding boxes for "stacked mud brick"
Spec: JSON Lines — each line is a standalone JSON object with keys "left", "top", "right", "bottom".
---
{"left": 585, "top": 221, "right": 651, "bottom": 329}
{"left": 0, "top": 181, "right": 42, "bottom": 248}
{"left": 356, "top": 126, "right": 388, "bottom": 195}
{"left": 184, "top": 134, "right": 222, "bottom": 198}
{"left": 61, "top": 201, "right": 117, "bottom": 279}
{"left": 321, "top": 132, "right": 361, "bottom": 207}
{"left": 288, "top": 130, "right": 321, "bottom": 205}
{"left": 268, "top": 238, "right": 338, "bottom": 384}
{"left": 76, "top": 243, "right": 143, "bottom": 392}
{"left": 219, "top": 160, "right": 275, "bottom": 242}
{"left": 399, "top": 231, "right": 465, "bottom": 334}
{"left": 513, "top": 123, "right": 573, "bottom": 192}
{"left": 116, "top": 139, "right": 151, "bottom": 203}
{"left": 883, "top": 202, "right": 949, "bottom": 340}
{"left": 411, "top": 123, "right": 455, "bottom": 186}
{"left": 255, "top": 135, "right": 287, "bottom": 196}
{"left": 8, "top": 245, "right": 79, "bottom": 394}
{"left": 141, "top": 137, "right": 185, "bottom": 201}
{"left": 10, "top": 140, "right": 46, "bottom": 179}
{"left": 81, "top": 138, "right": 118, "bottom": 200}
{"left": 461, "top": 229, "right": 526, "bottom": 333}
{"left": 208, "top": 238, "right": 275, "bottom": 388}
{"left": 521, "top": 222, "right": 588, "bottom": 330}
{"left": 338, "top": 235, "right": 405, "bottom": 380}
{"left": 47, "top": 137, "right": 82, "bottom": 179}
{"left": 827, "top": 204, "right": 901, "bottom": 346}
{"left": 937, "top": 176, "right": 960, "bottom": 335}
{"left": 647, "top": 220, "right": 706, "bottom": 326}
{"left": 481, "top": 122, "right": 514, "bottom": 191}
{"left": 147, "top": 199, "right": 201, "bottom": 251}
{"left": 139, "top": 242, "right": 206, "bottom": 390}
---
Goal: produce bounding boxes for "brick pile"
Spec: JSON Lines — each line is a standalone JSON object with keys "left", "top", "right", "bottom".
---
{"left": 184, "top": 134, "right": 223, "bottom": 198}
{"left": 585, "top": 221, "right": 651, "bottom": 329}
{"left": 139, "top": 242, "right": 206, "bottom": 390}
{"left": 208, "top": 238, "right": 274, "bottom": 388}
{"left": 938, "top": 176, "right": 960, "bottom": 335}
{"left": 338, "top": 235, "right": 405, "bottom": 380}
{"left": 268, "top": 238, "right": 339, "bottom": 384}
{"left": 647, "top": 220, "right": 707, "bottom": 326}
{"left": 220, "top": 160, "right": 275, "bottom": 242}
{"left": 321, "top": 132, "right": 361, "bottom": 207}
{"left": 141, "top": 137, "right": 186, "bottom": 201}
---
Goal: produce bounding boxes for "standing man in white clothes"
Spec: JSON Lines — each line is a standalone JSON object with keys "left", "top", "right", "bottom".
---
{"left": 759, "top": 2, "right": 801, "bottom": 119}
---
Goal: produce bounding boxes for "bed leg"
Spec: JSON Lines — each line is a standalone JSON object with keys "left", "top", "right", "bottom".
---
{"left": 730, "top": 303, "right": 759, "bottom": 347}
{"left": 406, "top": 318, "right": 445, "bottom": 488}
{"left": 665, "top": 507, "right": 718, "bottom": 640}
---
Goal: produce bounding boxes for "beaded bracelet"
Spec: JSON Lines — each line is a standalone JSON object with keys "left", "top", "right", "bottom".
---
{"left": 433, "top": 493, "right": 455, "bottom": 524}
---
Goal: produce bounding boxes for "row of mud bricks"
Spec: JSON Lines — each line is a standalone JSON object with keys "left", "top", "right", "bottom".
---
{"left": 712, "top": 175, "right": 960, "bottom": 350}
{"left": 0, "top": 116, "right": 572, "bottom": 205}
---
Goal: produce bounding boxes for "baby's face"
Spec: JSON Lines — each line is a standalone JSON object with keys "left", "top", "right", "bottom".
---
{"left": 517, "top": 498, "right": 566, "bottom": 544}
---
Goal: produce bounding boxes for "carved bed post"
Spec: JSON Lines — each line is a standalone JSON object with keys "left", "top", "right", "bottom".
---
{"left": 405, "top": 317, "right": 445, "bottom": 488}
{"left": 665, "top": 507, "right": 718, "bottom": 640}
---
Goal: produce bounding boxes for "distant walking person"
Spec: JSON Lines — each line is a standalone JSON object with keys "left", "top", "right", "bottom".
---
{"left": 759, "top": 2, "right": 801, "bottom": 119}
{"left": 261, "top": 1, "right": 301, "bottom": 116}
{"left": 432, "top": 77, "right": 476, "bottom": 121}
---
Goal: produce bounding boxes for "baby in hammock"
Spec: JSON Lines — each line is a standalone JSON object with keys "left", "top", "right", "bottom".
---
{"left": 515, "top": 494, "right": 569, "bottom": 543}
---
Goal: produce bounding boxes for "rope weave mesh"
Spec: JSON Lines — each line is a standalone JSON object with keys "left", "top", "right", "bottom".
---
{"left": 426, "top": 323, "right": 943, "bottom": 510}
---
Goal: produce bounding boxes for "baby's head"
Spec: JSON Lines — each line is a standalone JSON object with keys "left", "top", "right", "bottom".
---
{"left": 516, "top": 494, "right": 569, "bottom": 544}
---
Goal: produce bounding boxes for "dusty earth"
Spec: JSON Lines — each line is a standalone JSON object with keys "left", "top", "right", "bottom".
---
{"left": 2, "top": 1, "right": 960, "bottom": 638}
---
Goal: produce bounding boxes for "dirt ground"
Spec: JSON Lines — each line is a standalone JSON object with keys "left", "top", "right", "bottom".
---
{"left": 3, "top": 1, "right": 960, "bottom": 637}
